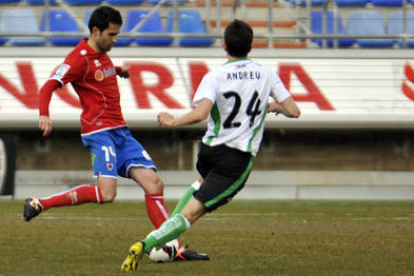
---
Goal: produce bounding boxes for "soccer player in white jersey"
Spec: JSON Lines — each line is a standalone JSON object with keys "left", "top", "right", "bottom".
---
{"left": 121, "top": 19, "right": 300, "bottom": 272}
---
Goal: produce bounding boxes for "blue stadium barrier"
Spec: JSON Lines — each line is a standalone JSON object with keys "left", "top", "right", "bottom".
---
{"left": 0, "top": 37, "right": 8, "bottom": 46}
{"left": 311, "top": 11, "right": 354, "bottom": 47}
{"left": 85, "top": 9, "right": 132, "bottom": 46}
{"left": 347, "top": 11, "right": 394, "bottom": 48}
{"left": 335, "top": 0, "right": 367, "bottom": 6}
{"left": 0, "top": 0, "right": 20, "bottom": 3}
{"left": 64, "top": 0, "right": 103, "bottom": 5}
{"left": 166, "top": 10, "right": 214, "bottom": 46}
{"left": 371, "top": 0, "right": 402, "bottom": 6}
{"left": 289, "top": 0, "right": 325, "bottom": 6}
{"left": 41, "top": 10, "right": 82, "bottom": 46}
{"left": 25, "top": 0, "right": 56, "bottom": 4}
{"left": 106, "top": 0, "right": 143, "bottom": 5}
{"left": 387, "top": 11, "right": 414, "bottom": 47}
{"left": 146, "top": 0, "right": 185, "bottom": 5}
{"left": 0, "top": 9, "right": 45, "bottom": 46}
{"left": 126, "top": 10, "right": 172, "bottom": 46}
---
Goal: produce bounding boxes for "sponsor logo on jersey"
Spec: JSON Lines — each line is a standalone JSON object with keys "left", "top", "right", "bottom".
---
{"left": 54, "top": 63, "right": 71, "bottom": 79}
{"left": 95, "top": 70, "right": 104, "bottom": 82}
{"left": 103, "top": 67, "right": 116, "bottom": 78}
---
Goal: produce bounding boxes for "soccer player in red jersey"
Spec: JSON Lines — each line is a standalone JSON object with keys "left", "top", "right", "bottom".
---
{"left": 23, "top": 6, "right": 207, "bottom": 262}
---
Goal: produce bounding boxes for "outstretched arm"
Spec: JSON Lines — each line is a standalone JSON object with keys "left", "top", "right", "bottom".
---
{"left": 268, "top": 97, "right": 301, "bottom": 118}
{"left": 38, "top": 79, "right": 61, "bottom": 137}
{"left": 157, "top": 98, "right": 213, "bottom": 127}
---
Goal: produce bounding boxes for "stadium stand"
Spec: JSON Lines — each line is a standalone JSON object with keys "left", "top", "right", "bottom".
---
{"left": 0, "top": 9, "right": 45, "bottom": 46}
{"left": 346, "top": 10, "right": 394, "bottom": 48}
{"left": 310, "top": 11, "right": 355, "bottom": 47}
{"left": 40, "top": 9, "right": 82, "bottom": 46}
{"left": 387, "top": 11, "right": 414, "bottom": 47}
{"left": 0, "top": 0, "right": 412, "bottom": 48}
{"left": 125, "top": 10, "right": 172, "bottom": 46}
{"left": 166, "top": 10, "right": 214, "bottom": 46}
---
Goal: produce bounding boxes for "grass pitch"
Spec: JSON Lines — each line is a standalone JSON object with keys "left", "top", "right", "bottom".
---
{"left": 1, "top": 200, "right": 414, "bottom": 276}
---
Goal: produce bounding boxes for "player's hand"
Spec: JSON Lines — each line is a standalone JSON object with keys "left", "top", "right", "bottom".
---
{"left": 39, "top": 116, "right": 53, "bottom": 137}
{"left": 157, "top": 112, "right": 175, "bottom": 127}
{"left": 118, "top": 65, "right": 130, "bottom": 79}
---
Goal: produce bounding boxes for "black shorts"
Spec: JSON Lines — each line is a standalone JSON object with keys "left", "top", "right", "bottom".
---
{"left": 194, "top": 143, "right": 254, "bottom": 211}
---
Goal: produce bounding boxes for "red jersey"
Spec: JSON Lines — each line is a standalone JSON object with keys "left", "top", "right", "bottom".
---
{"left": 44, "top": 39, "right": 127, "bottom": 135}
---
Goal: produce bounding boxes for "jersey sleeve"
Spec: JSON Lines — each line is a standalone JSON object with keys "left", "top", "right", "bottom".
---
{"left": 38, "top": 79, "right": 62, "bottom": 117}
{"left": 50, "top": 57, "right": 85, "bottom": 86}
{"left": 192, "top": 71, "right": 217, "bottom": 106}
{"left": 270, "top": 69, "right": 291, "bottom": 103}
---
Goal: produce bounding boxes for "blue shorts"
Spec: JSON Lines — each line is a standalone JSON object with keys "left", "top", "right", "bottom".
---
{"left": 81, "top": 127, "right": 156, "bottom": 179}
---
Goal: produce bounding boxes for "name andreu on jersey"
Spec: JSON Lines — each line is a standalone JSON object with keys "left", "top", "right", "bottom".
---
{"left": 226, "top": 70, "right": 261, "bottom": 81}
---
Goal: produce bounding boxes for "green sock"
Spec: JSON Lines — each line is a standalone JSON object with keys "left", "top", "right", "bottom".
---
{"left": 143, "top": 214, "right": 190, "bottom": 253}
{"left": 171, "top": 180, "right": 201, "bottom": 217}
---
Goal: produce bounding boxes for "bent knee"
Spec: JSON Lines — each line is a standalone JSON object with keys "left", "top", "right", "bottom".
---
{"left": 101, "top": 191, "right": 117, "bottom": 203}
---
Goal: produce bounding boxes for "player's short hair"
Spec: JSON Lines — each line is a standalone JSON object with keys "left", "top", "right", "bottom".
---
{"left": 224, "top": 20, "right": 253, "bottom": 58}
{"left": 88, "top": 6, "right": 123, "bottom": 34}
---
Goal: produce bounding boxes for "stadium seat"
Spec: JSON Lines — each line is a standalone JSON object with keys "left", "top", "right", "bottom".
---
{"left": 166, "top": 10, "right": 214, "bottom": 47}
{"left": 146, "top": 0, "right": 186, "bottom": 5}
{"left": 85, "top": 10, "right": 132, "bottom": 46}
{"left": 25, "top": 0, "right": 56, "bottom": 4}
{"left": 40, "top": 10, "right": 82, "bottom": 46}
{"left": 387, "top": 11, "right": 414, "bottom": 48}
{"left": 0, "top": 0, "right": 20, "bottom": 3}
{"left": 371, "top": 0, "right": 402, "bottom": 6}
{"left": 0, "top": 37, "right": 8, "bottom": 46}
{"left": 64, "top": 0, "right": 103, "bottom": 5}
{"left": 347, "top": 11, "right": 394, "bottom": 48}
{"left": 310, "top": 11, "right": 355, "bottom": 47}
{"left": 335, "top": 0, "right": 367, "bottom": 6}
{"left": 0, "top": 9, "right": 45, "bottom": 46}
{"left": 106, "top": 0, "right": 143, "bottom": 4}
{"left": 125, "top": 10, "right": 172, "bottom": 46}
{"left": 289, "top": 0, "right": 325, "bottom": 6}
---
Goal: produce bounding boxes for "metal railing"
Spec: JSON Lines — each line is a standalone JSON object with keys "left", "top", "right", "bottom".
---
{"left": 0, "top": 0, "right": 413, "bottom": 48}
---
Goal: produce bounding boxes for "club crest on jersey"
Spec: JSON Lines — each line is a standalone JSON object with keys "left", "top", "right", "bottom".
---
{"left": 54, "top": 63, "right": 71, "bottom": 79}
{"left": 107, "top": 163, "right": 114, "bottom": 171}
{"left": 94, "top": 59, "right": 101, "bottom": 67}
{"left": 95, "top": 70, "right": 104, "bottom": 82}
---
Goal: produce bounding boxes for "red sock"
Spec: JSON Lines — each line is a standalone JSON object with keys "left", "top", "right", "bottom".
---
{"left": 144, "top": 193, "right": 171, "bottom": 228}
{"left": 38, "top": 185, "right": 103, "bottom": 211}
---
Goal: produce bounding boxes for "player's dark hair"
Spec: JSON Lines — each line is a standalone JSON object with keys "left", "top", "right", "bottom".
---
{"left": 88, "top": 6, "right": 123, "bottom": 33}
{"left": 224, "top": 20, "right": 253, "bottom": 58}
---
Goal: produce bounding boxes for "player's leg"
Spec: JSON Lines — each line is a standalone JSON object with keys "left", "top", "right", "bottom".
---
{"left": 171, "top": 179, "right": 202, "bottom": 217}
{"left": 23, "top": 131, "right": 118, "bottom": 222}
{"left": 121, "top": 198, "right": 206, "bottom": 272}
{"left": 23, "top": 183, "right": 105, "bottom": 221}
{"left": 129, "top": 167, "right": 170, "bottom": 229}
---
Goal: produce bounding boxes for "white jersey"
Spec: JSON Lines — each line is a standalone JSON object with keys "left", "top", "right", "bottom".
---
{"left": 193, "top": 59, "right": 291, "bottom": 156}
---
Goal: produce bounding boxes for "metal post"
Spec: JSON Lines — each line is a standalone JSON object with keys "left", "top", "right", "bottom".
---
{"left": 267, "top": 0, "right": 273, "bottom": 48}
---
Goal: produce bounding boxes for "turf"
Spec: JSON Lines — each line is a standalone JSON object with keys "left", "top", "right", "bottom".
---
{"left": 1, "top": 200, "right": 414, "bottom": 276}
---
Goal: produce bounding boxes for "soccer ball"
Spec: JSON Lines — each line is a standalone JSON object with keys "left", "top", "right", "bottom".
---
{"left": 147, "top": 239, "right": 179, "bottom": 263}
